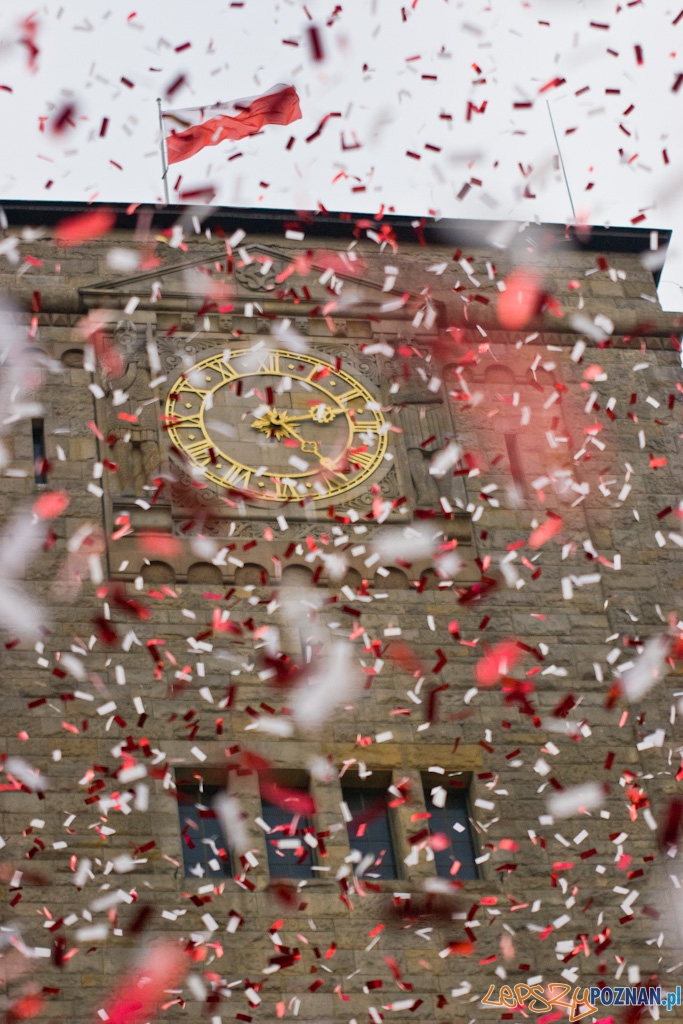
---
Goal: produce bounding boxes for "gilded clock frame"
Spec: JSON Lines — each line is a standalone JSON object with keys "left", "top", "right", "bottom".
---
{"left": 165, "top": 347, "right": 388, "bottom": 502}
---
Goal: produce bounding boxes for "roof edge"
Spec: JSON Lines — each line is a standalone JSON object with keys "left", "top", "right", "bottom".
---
{"left": 0, "top": 199, "right": 671, "bottom": 278}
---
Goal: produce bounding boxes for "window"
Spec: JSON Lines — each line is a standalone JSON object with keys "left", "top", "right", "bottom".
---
{"left": 422, "top": 773, "right": 478, "bottom": 880}
{"left": 176, "top": 781, "right": 230, "bottom": 878}
{"left": 261, "top": 794, "right": 315, "bottom": 880}
{"left": 260, "top": 772, "right": 316, "bottom": 879}
{"left": 32, "top": 419, "right": 47, "bottom": 484}
{"left": 342, "top": 776, "right": 397, "bottom": 880}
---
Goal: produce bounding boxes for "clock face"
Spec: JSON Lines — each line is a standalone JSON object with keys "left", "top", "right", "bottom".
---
{"left": 165, "top": 347, "right": 388, "bottom": 502}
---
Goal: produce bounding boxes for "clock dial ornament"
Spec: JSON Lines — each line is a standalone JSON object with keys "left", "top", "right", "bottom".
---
{"left": 165, "top": 348, "right": 388, "bottom": 502}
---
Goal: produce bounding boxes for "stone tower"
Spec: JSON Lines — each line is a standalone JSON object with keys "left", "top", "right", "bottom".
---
{"left": 0, "top": 201, "right": 681, "bottom": 1021}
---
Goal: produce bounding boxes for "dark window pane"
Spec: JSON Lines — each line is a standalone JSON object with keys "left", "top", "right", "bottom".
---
{"left": 423, "top": 779, "right": 478, "bottom": 880}
{"left": 342, "top": 785, "right": 397, "bottom": 880}
{"left": 262, "top": 798, "right": 314, "bottom": 879}
{"left": 177, "top": 783, "right": 230, "bottom": 878}
{"left": 32, "top": 419, "right": 47, "bottom": 484}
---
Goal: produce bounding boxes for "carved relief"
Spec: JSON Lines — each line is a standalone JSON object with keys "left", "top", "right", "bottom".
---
{"left": 235, "top": 261, "right": 279, "bottom": 291}
{"left": 345, "top": 463, "right": 401, "bottom": 510}
{"left": 114, "top": 319, "right": 144, "bottom": 359}
{"left": 309, "top": 343, "right": 381, "bottom": 386}
{"left": 105, "top": 325, "right": 161, "bottom": 497}
{"left": 384, "top": 358, "right": 458, "bottom": 510}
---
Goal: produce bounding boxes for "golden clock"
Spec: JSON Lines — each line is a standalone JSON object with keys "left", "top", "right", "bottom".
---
{"left": 165, "top": 347, "right": 388, "bottom": 502}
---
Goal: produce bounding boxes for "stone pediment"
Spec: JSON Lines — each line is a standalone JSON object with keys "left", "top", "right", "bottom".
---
{"left": 80, "top": 243, "right": 403, "bottom": 313}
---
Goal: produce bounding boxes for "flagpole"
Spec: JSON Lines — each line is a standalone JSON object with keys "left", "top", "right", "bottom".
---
{"left": 156, "top": 97, "right": 170, "bottom": 206}
{"left": 546, "top": 99, "right": 575, "bottom": 222}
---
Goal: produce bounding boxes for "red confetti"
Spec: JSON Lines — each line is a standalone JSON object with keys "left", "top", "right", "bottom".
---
{"left": 33, "top": 491, "right": 69, "bottom": 520}
{"left": 55, "top": 209, "right": 116, "bottom": 246}
{"left": 528, "top": 515, "right": 563, "bottom": 549}
{"left": 475, "top": 640, "right": 523, "bottom": 687}
{"left": 497, "top": 270, "right": 542, "bottom": 329}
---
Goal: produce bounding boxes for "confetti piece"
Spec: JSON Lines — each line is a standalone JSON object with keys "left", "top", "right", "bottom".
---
{"left": 100, "top": 942, "right": 188, "bottom": 1024}
{"left": 497, "top": 270, "right": 542, "bottom": 329}
{"left": 213, "top": 793, "right": 250, "bottom": 854}
{"left": 619, "top": 634, "right": 670, "bottom": 701}
{"left": 547, "top": 783, "right": 606, "bottom": 819}
{"left": 32, "top": 491, "right": 69, "bottom": 519}
{"left": 54, "top": 209, "right": 116, "bottom": 246}
{"left": 475, "top": 640, "right": 523, "bottom": 686}
{"left": 292, "top": 642, "right": 359, "bottom": 728}
{"left": 528, "top": 514, "right": 563, "bottom": 549}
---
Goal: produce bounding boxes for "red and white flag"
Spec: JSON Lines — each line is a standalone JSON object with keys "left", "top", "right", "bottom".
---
{"left": 162, "top": 84, "right": 301, "bottom": 165}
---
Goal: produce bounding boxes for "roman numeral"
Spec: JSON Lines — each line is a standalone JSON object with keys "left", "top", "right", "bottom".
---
{"left": 349, "top": 449, "right": 375, "bottom": 471}
{"left": 177, "top": 381, "right": 208, "bottom": 399}
{"left": 338, "top": 385, "right": 365, "bottom": 405}
{"left": 184, "top": 440, "right": 212, "bottom": 466}
{"left": 255, "top": 352, "right": 280, "bottom": 374}
{"left": 222, "top": 463, "right": 252, "bottom": 489}
{"left": 172, "top": 414, "right": 203, "bottom": 430}
{"left": 352, "top": 420, "right": 379, "bottom": 433}
{"left": 274, "top": 477, "right": 300, "bottom": 500}
{"left": 216, "top": 362, "right": 238, "bottom": 384}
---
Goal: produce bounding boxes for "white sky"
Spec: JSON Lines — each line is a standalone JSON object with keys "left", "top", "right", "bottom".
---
{"left": 0, "top": 0, "right": 682, "bottom": 307}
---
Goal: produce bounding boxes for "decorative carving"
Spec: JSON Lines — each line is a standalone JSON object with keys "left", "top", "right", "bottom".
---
{"left": 180, "top": 313, "right": 196, "bottom": 331}
{"left": 308, "top": 343, "right": 381, "bottom": 386}
{"left": 218, "top": 315, "right": 233, "bottom": 332}
{"left": 407, "top": 447, "right": 442, "bottom": 508}
{"left": 346, "top": 464, "right": 401, "bottom": 510}
{"left": 114, "top": 319, "right": 143, "bottom": 358}
{"left": 235, "top": 261, "right": 279, "bottom": 291}
{"left": 385, "top": 361, "right": 458, "bottom": 510}
{"left": 105, "top": 326, "right": 161, "bottom": 497}
{"left": 294, "top": 317, "right": 310, "bottom": 336}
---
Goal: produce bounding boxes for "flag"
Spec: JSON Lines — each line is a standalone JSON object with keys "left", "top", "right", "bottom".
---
{"left": 162, "top": 84, "right": 301, "bottom": 165}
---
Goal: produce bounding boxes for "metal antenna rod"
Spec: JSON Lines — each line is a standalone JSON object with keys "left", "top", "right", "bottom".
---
{"left": 546, "top": 99, "right": 575, "bottom": 222}
{"left": 156, "top": 97, "right": 170, "bottom": 206}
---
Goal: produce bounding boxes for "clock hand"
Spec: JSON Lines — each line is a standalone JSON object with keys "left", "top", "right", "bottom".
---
{"left": 251, "top": 404, "right": 345, "bottom": 438}
{"left": 272, "top": 418, "right": 324, "bottom": 458}
{"left": 251, "top": 408, "right": 344, "bottom": 470}
{"left": 281, "top": 404, "right": 346, "bottom": 425}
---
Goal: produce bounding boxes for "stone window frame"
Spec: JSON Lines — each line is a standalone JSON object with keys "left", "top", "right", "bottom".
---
{"left": 174, "top": 767, "right": 323, "bottom": 882}
{"left": 173, "top": 764, "right": 491, "bottom": 889}
{"left": 340, "top": 768, "right": 401, "bottom": 882}
{"left": 419, "top": 768, "right": 480, "bottom": 880}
